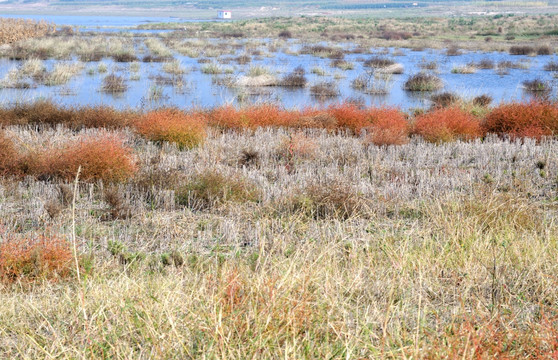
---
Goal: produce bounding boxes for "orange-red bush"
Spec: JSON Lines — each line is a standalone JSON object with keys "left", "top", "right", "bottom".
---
{"left": 0, "top": 130, "right": 20, "bottom": 176}
{"left": 135, "top": 109, "right": 207, "bottom": 149}
{"left": 484, "top": 101, "right": 558, "bottom": 139}
{"left": 367, "top": 108, "right": 410, "bottom": 146}
{"left": 327, "top": 103, "right": 370, "bottom": 133}
{"left": 0, "top": 234, "right": 73, "bottom": 283}
{"left": 208, "top": 104, "right": 295, "bottom": 130}
{"left": 414, "top": 107, "right": 483, "bottom": 143}
{"left": 26, "top": 135, "right": 137, "bottom": 182}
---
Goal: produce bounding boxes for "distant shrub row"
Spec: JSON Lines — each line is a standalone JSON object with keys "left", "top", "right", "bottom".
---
{"left": 2, "top": 101, "right": 558, "bottom": 150}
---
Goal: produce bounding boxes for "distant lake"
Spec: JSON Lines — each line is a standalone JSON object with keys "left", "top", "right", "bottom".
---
{"left": 0, "top": 14, "right": 216, "bottom": 31}
{"left": 0, "top": 15, "right": 556, "bottom": 111}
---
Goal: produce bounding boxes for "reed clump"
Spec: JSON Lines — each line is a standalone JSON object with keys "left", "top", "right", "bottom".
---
{"left": 0, "top": 18, "right": 55, "bottom": 44}
{"left": 404, "top": 72, "right": 443, "bottom": 91}
{"left": 175, "top": 170, "right": 260, "bottom": 210}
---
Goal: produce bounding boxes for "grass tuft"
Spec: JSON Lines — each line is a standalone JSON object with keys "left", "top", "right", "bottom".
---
{"left": 404, "top": 72, "right": 443, "bottom": 91}
{"left": 176, "top": 170, "right": 260, "bottom": 210}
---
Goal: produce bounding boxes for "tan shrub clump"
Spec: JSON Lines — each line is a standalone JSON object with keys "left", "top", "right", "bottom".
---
{"left": 23, "top": 134, "right": 137, "bottom": 182}
{"left": 0, "top": 18, "right": 55, "bottom": 45}
{"left": 0, "top": 233, "right": 73, "bottom": 283}
{"left": 0, "top": 130, "right": 20, "bottom": 176}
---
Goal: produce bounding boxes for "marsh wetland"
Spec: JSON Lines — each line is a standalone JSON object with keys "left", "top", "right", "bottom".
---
{"left": 1, "top": 14, "right": 558, "bottom": 359}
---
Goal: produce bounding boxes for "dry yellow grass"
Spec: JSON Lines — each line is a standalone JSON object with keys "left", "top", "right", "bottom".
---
{"left": 0, "top": 124, "right": 557, "bottom": 358}
{"left": 0, "top": 18, "right": 54, "bottom": 45}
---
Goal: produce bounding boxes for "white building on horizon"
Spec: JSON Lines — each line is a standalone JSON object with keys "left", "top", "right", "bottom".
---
{"left": 218, "top": 10, "right": 232, "bottom": 19}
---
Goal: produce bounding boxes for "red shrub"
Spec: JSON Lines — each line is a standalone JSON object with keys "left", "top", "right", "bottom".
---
{"left": 0, "top": 130, "right": 20, "bottom": 176}
{"left": 327, "top": 103, "right": 370, "bottom": 133}
{"left": 208, "top": 105, "right": 244, "bottom": 129}
{"left": 243, "top": 105, "right": 294, "bottom": 128}
{"left": 26, "top": 134, "right": 137, "bottom": 182}
{"left": 135, "top": 108, "right": 207, "bottom": 149}
{"left": 484, "top": 101, "right": 558, "bottom": 139}
{"left": 0, "top": 234, "right": 73, "bottom": 283}
{"left": 414, "top": 107, "right": 483, "bottom": 143}
{"left": 208, "top": 105, "right": 295, "bottom": 130}
{"left": 367, "top": 108, "right": 410, "bottom": 146}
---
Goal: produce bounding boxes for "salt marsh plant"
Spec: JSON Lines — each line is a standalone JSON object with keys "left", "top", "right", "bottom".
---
{"left": 135, "top": 109, "right": 206, "bottom": 149}
{"left": 20, "top": 58, "right": 45, "bottom": 76}
{"left": 97, "top": 62, "right": 108, "bottom": 73}
{"left": 17, "top": 134, "right": 137, "bottom": 182}
{"left": 280, "top": 66, "right": 307, "bottom": 87}
{"left": 366, "top": 108, "right": 409, "bottom": 146}
{"left": 430, "top": 92, "right": 461, "bottom": 108}
{"left": 310, "top": 66, "right": 327, "bottom": 76}
{"left": 445, "top": 45, "right": 462, "bottom": 56}
{"left": 247, "top": 65, "right": 271, "bottom": 77}
{"left": 536, "top": 45, "right": 552, "bottom": 55}
{"left": 2, "top": 126, "right": 558, "bottom": 357}
{"left": 0, "top": 67, "right": 26, "bottom": 89}
{"left": 112, "top": 51, "right": 139, "bottom": 63}
{"left": 0, "top": 130, "right": 19, "bottom": 176}
{"left": 101, "top": 74, "right": 128, "bottom": 94}
{"left": 472, "top": 94, "right": 493, "bottom": 107}
{"left": 484, "top": 101, "right": 558, "bottom": 138}
{"left": 451, "top": 65, "right": 477, "bottom": 74}
{"left": 404, "top": 72, "right": 443, "bottom": 91}
{"left": 351, "top": 72, "right": 393, "bottom": 95}
{"left": 146, "top": 85, "right": 166, "bottom": 102}
{"left": 176, "top": 170, "right": 260, "bottom": 210}
{"left": 415, "top": 107, "right": 482, "bottom": 142}
{"left": 543, "top": 61, "right": 558, "bottom": 71}
{"left": 44, "top": 62, "right": 84, "bottom": 86}
{"left": 0, "top": 18, "right": 54, "bottom": 44}
{"left": 331, "top": 59, "right": 354, "bottom": 70}
{"left": 144, "top": 38, "right": 173, "bottom": 57}
{"left": 509, "top": 45, "right": 535, "bottom": 55}
{"left": 363, "top": 56, "right": 395, "bottom": 68}
{"left": 162, "top": 60, "right": 186, "bottom": 75}
{"left": 522, "top": 78, "right": 552, "bottom": 93}
{"left": 0, "top": 234, "right": 73, "bottom": 283}
{"left": 129, "top": 62, "right": 141, "bottom": 73}
{"left": 310, "top": 81, "right": 340, "bottom": 98}
{"left": 201, "top": 63, "right": 223, "bottom": 75}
